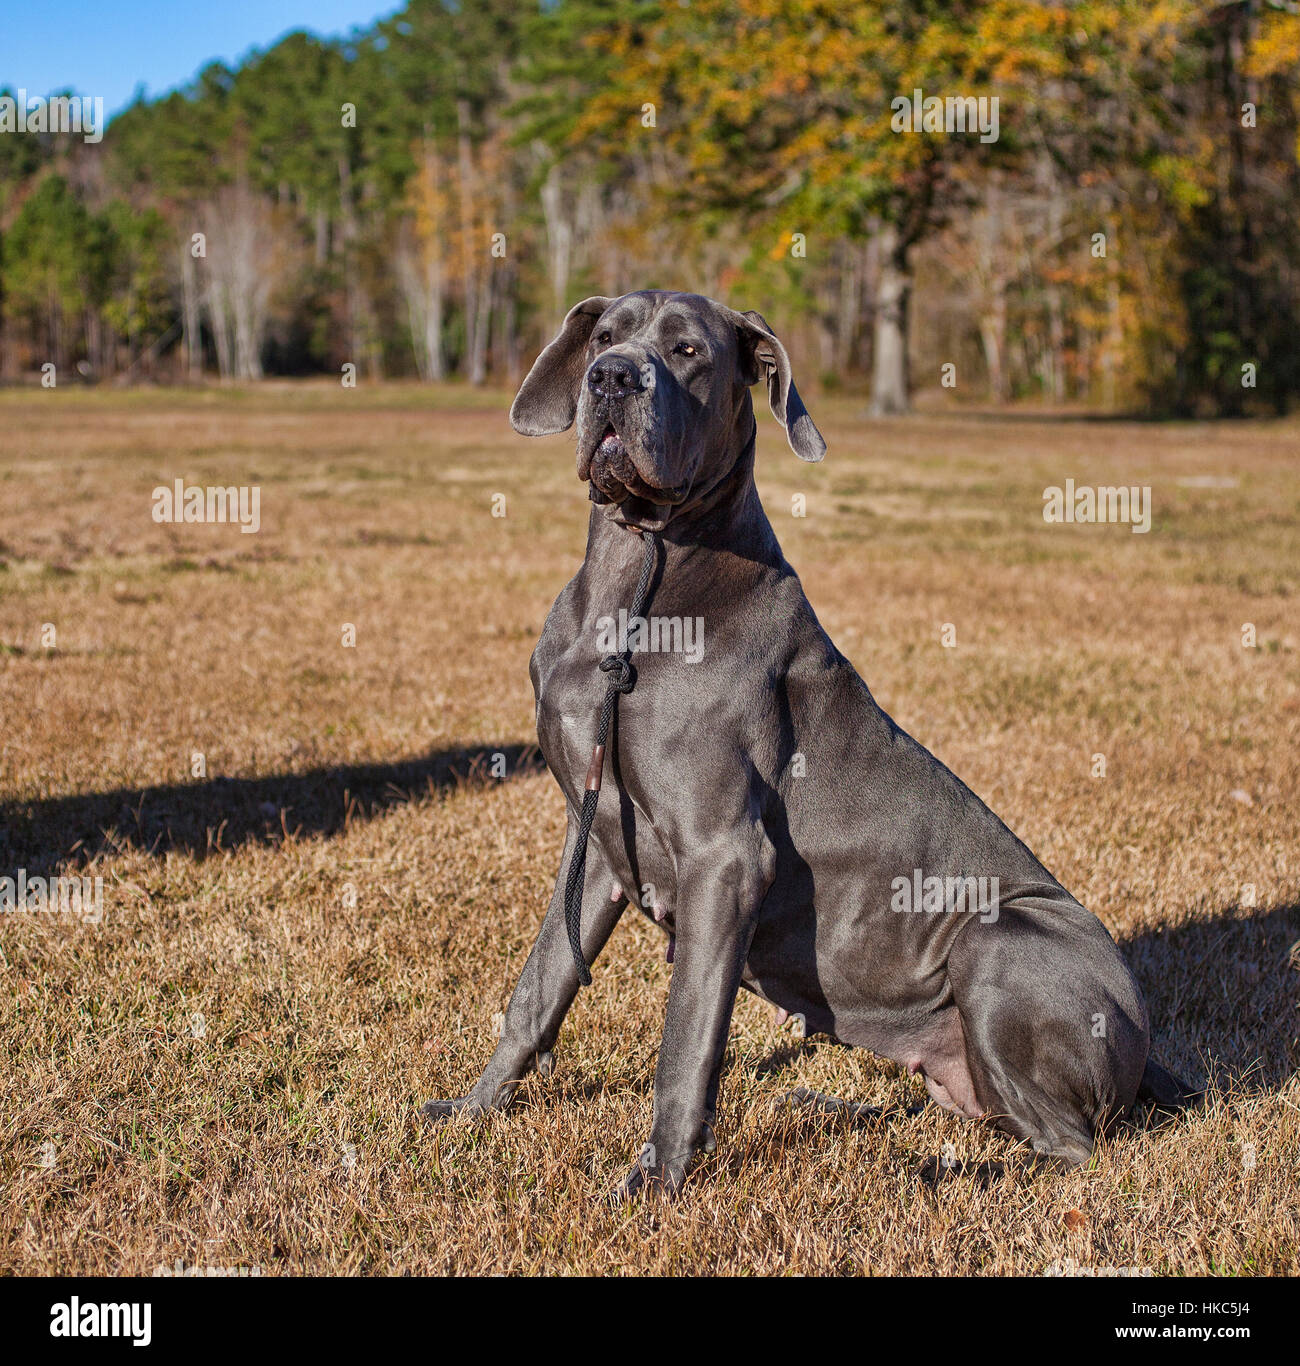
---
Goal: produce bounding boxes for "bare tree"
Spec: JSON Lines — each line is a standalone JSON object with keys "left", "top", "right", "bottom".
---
{"left": 178, "top": 235, "right": 202, "bottom": 380}
{"left": 396, "top": 221, "right": 446, "bottom": 382}
{"left": 200, "top": 183, "right": 278, "bottom": 381}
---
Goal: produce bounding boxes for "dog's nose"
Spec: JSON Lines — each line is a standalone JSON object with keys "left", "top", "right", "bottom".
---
{"left": 587, "top": 355, "right": 642, "bottom": 400}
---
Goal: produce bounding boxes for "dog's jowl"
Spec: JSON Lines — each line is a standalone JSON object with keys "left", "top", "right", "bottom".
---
{"left": 421, "top": 290, "right": 1189, "bottom": 1197}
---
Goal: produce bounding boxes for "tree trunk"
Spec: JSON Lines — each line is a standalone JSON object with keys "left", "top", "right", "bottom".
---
{"left": 470, "top": 268, "right": 491, "bottom": 385}
{"left": 420, "top": 143, "right": 445, "bottom": 379}
{"left": 495, "top": 165, "right": 520, "bottom": 381}
{"left": 423, "top": 234, "right": 446, "bottom": 382}
{"left": 977, "top": 173, "right": 1009, "bottom": 403}
{"left": 456, "top": 101, "right": 485, "bottom": 382}
{"left": 869, "top": 225, "right": 911, "bottom": 415}
{"left": 314, "top": 206, "right": 329, "bottom": 268}
{"left": 1043, "top": 158, "right": 1066, "bottom": 403}
{"left": 979, "top": 312, "right": 1005, "bottom": 403}
{"left": 337, "top": 154, "right": 372, "bottom": 376}
{"left": 539, "top": 159, "right": 573, "bottom": 326}
{"left": 180, "top": 236, "right": 202, "bottom": 380}
{"left": 398, "top": 224, "right": 444, "bottom": 381}
{"left": 208, "top": 285, "right": 232, "bottom": 379}
{"left": 1101, "top": 214, "right": 1121, "bottom": 411}
{"left": 835, "top": 242, "right": 863, "bottom": 375}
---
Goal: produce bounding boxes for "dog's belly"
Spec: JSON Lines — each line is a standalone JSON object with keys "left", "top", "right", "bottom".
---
{"left": 594, "top": 812, "right": 680, "bottom": 930}
{"left": 740, "top": 896, "right": 983, "bottom": 1118}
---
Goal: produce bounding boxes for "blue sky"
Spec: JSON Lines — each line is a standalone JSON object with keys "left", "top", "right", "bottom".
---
{"left": 1, "top": 1, "right": 403, "bottom": 119}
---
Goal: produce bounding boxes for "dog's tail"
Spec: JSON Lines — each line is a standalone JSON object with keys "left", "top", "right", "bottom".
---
{"left": 1138, "top": 1057, "right": 1199, "bottom": 1109}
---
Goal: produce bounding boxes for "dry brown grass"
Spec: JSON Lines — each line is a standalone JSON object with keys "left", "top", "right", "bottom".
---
{"left": 1, "top": 381, "right": 1297, "bottom": 1275}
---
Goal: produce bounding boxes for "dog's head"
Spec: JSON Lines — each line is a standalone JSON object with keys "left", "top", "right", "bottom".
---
{"left": 510, "top": 290, "right": 825, "bottom": 530}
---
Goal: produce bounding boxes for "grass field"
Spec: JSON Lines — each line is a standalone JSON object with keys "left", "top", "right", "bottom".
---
{"left": 1, "top": 382, "right": 1297, "bottom": 1276}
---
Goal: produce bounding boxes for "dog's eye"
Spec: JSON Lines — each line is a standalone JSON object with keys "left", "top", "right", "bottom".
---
{"left": 673, "top": 342, "right": 698, "bottom": 357}
{"left": 596, "top": 331, "right": 612, "bottom": 347}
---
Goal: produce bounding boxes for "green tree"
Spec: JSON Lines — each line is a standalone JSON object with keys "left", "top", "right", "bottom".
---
{"left": 3, "top": 175, "right": 96, "bottom": 371}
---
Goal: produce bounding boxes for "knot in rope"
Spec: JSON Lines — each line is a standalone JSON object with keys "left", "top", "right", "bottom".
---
{"left": 599, "top": 654, "right": 636, "bottom": 693}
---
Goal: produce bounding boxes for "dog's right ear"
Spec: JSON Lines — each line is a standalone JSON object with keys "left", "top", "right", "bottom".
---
{"left": 510, "top": 296, "right": 615, "bottom": 436}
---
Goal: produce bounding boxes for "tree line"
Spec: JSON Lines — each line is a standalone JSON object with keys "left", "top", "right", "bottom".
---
{"left": 1, "top": 0, "right": 1297, "bottom": 415}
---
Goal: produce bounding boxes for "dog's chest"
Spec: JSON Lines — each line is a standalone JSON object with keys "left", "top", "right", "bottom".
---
{"left": 533, "top": 620, "right": 682, "bottom": 922}
{"left": 533, "top": 626, "right": 626, "bottom": 801}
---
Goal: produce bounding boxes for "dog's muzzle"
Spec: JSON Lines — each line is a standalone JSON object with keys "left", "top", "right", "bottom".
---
{"left": 589, "top": 427, "right": 661, "bottom": 502}
{"left": 580, "top": 359, "right": 687, "bottom": 527}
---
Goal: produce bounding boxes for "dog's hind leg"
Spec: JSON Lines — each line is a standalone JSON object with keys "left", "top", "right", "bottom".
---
{"left": 947, "top": 897, "right": 1150, "bottom": 1168}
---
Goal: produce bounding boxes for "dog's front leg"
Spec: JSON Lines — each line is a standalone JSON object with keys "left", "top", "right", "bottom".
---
{"left": 421, "top": 817, "right": 627, "bottom": 1125}
{"left": 613, "top": 850, "right": 768, "bottom": 1200}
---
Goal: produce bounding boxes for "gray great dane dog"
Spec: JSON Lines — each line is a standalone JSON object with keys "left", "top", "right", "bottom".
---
{"left": 421, "top": 289, "right": 1189, "bottom": 1197}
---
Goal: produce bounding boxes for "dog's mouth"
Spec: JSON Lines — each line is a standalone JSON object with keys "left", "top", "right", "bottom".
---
{"left": 583, "top": 423, "right": 688, "bottom": 529}
{"left": 595, "top": 423, "right": 625, "bottom": 462}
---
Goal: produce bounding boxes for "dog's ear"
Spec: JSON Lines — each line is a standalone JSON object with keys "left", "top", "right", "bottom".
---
{"left": 510, "top": 296, "right": 615, "bottom": 436}
{"left": 733, "top": 309, "right": 826, "bottom": 462}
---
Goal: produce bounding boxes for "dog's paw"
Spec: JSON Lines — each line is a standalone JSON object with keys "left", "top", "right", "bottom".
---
{"left": 607, "top": 1131, "right": 713, "bottom": 1205}
{"left": 607, "top": 1155, "right": 687, "bottom": 1205}
{"left": 917, "top": 1154, "right": 1006, "bottom": 1188}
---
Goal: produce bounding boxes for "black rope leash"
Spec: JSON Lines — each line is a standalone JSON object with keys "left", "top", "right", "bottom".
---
{"left": 563, "top": 529, "right": 659, "bottom": 985}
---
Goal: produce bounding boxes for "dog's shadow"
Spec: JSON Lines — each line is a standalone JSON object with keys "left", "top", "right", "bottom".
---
{"left": 0, "top": 743, "right": 545, "bottom": 879}
{"left": 1121, "top": 902, "right": 1299, "bottom": 1094}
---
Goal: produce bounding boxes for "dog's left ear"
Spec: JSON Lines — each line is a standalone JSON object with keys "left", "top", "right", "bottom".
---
{"left": 732, "top": 309, "right": 826, "bottom": 462}
{"left": 510, "top": 295, "right": 614, "bottom": 436}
